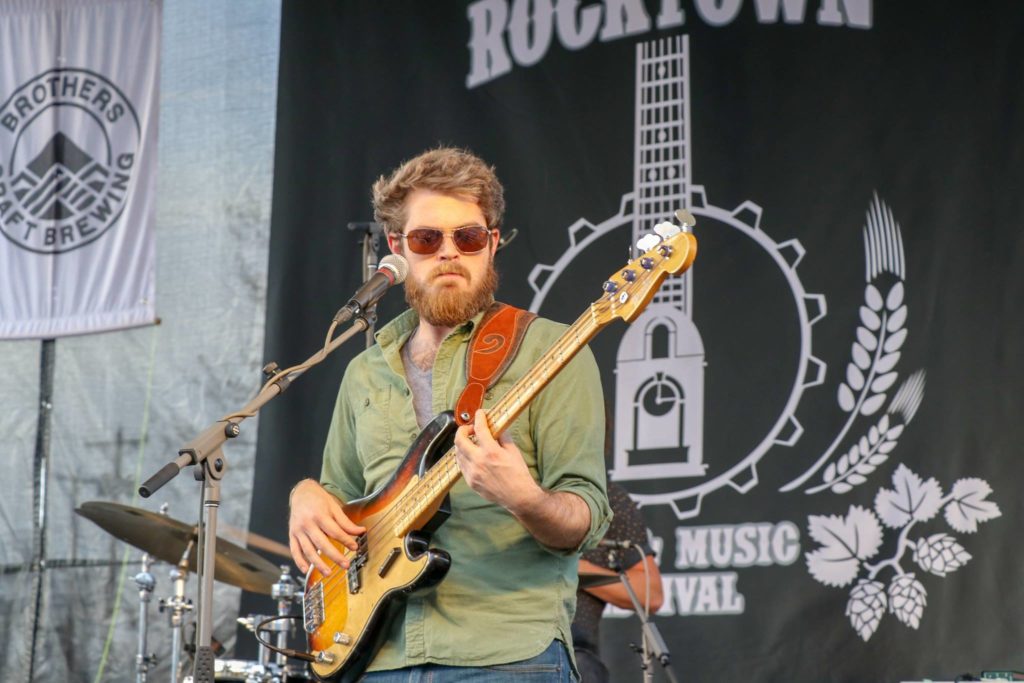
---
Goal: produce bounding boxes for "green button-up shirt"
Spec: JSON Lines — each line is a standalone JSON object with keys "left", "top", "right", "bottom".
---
{"left": 320, "top": 306, "right": 611, "bottom": 671}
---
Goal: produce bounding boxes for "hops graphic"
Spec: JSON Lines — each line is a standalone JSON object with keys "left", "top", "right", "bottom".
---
{"left": 888, "top": 573, "right": 927, "bottom": 628}
{"left": 912, "top": 533, "right": 972, "bottom": 577}
{"left": 846, "top": 579, "right": 887, "bottom": 641}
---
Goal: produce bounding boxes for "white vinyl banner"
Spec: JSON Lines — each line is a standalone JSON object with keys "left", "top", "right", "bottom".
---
{"left": 0, "top": 0, "right": 160, "bottom": 339}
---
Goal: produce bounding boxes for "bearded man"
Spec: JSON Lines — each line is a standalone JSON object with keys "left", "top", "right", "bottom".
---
{"left": 288, "top": 147, "right": 610, "bottom": 682}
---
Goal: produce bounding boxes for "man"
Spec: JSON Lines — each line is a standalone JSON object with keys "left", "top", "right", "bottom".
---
{"left": 288, "top": 147, "right": 611, "bottom": 681}
{"left": 572, "top": 482, "right": 664, "bottom": 683}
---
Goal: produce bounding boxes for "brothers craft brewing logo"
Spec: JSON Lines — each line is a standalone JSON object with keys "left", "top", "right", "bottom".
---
{"left": 0, "top": 68, "right": 140, "bottom": 254}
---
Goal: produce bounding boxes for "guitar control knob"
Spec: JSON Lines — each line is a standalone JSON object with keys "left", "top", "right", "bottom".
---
{"left": 640, "top": 257, "right": 654, "bottom": 270}
{"left": 621, "top": 269, "right": 636, "bottom": 282}
{"left": 602, "top": 281, "right": 619, "bottom": 293}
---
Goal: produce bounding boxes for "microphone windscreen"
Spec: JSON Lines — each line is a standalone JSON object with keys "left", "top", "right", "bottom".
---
{"left": 380, "top": 254, "right": 409, "bottom": 284}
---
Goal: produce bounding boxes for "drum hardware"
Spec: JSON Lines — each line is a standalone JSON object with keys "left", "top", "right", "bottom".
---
{"left": 133, "top": 551, "right": 159, "bottom": 683}
{"left": 159, "top": 537, "right": 196, "bottom": 683}
{"left": 76, "top": 500, "right": 282, "bottom": 594}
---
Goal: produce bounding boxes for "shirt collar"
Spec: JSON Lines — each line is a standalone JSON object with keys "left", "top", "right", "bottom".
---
{"left": 374, "top": 305, "right": 493, "bottom": 351}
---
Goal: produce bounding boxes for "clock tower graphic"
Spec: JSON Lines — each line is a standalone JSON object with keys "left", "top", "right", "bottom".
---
{"left": 528, "top": 35, "right": 826, "bottom": 519}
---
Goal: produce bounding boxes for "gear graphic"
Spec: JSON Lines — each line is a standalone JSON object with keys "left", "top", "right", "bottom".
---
{"left": 529, "top": 185, "right": 827, "bottom": 519}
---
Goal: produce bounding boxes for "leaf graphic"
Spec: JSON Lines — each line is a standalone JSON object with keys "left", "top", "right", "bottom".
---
{"left": 838, "top": 384, "right": 856, "bottom": 412}
{"left": 847, "top": 364, "right": 866, "bottom": 391}
{"left": 913, "top": 533, "right": 972, "bottom": 576}
{"left": 852, "top": 342, "right": 872, "bottom": 369}
{"left": 874, "top": 464, "right": 943, "bottom": 528}
{"left": 944, "top": 478, "right": 1001, "bottom": 533}
{"left": 884, "top": 328, "right": 908, "bottom": 352}
{"left": 846, "top": 579, "right": 886, "bottom": 641}
{"left": 872, "top": 371, "right": 899, "bottom": 393}
{"left": 886, "top": 282, "right": 905, "bottom": 310}
{"left": 868, "top": 425, "right": 880, "bottom": 445}
{"left": 806, "top": 506, "right": 883, "bottom": 587}
{"left": 887, "top": 306, "right": 908, "bottom": 332}
{"left": 860, "top": 394, "right": 887, "bottom": 416}
{"left": 865, "top": 284, "right": 884, "bottom": 311}
{"left": 832, "top": 482, "right": 854, "bottom": 494}
{"left": 877, "top": 441, "right": 898, "bottom": 454}
{"left": 876, "top": 352, "right": 901, "bottom": 373}
{"left": 857, "top": 327, "right": 878, "bottom": 351}
{"left": 860, "top": 306, "right": 881, "bottom": 331}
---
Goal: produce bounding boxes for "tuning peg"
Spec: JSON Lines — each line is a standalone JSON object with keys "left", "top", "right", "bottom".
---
{"left": 674, "top": 209, "right": 696, "bottom": 232}
{"left": 653, "top": 221, "right": 680, "bottom": 238}
{"left": 636, "top": 233, "right": 661, "bottom": 252}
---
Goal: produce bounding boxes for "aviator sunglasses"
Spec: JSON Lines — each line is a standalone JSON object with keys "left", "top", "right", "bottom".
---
{"left": 399, "top": 225, "right": 493, "bottom": 255}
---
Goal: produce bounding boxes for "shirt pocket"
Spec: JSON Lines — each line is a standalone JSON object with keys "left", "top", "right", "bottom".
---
{"left": 354, "top": 385, "right": 392, "bottom": 469}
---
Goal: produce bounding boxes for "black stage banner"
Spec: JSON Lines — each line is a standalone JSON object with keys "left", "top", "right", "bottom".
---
{"left": 252, "top": 2, "right": 1024, "bottom": 680}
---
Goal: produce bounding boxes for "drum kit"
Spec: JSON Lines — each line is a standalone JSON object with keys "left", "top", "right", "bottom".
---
{"left": 76, "top": 500, "right": 313, "bottom": 683}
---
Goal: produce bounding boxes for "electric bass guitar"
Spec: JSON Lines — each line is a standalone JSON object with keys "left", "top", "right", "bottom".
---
{"left": 303, "top": 218, "right": 697, "bottom": 681}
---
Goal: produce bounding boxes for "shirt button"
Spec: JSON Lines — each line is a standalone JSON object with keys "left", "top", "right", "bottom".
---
{"left": 484, "top": 391, "right": 493, "bottom": 400}
{"left": 363, "top": 398, "right": 370, "bottom": 407}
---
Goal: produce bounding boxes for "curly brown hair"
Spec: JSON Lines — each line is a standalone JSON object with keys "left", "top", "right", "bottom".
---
{"left": 372, "top": 147, "right": 506, "bottom": 236}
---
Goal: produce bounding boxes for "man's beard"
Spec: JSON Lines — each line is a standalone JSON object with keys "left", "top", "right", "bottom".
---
{"left": 405, "top": 259, "right": 499, "bottom": 327}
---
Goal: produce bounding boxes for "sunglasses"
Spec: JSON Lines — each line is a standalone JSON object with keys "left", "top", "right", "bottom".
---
{"left": 399, "top": 225, "right": 493, "bottom": 255}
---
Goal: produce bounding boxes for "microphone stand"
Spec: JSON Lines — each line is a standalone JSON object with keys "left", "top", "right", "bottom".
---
{"left": 138, "top": 313, "right": 375, "bottom": 683}
{"left": 608, "top": 548, "right": 680, "bottom": 683}
{"left": 348, "top": 221, "right": 384, "bottom": 349}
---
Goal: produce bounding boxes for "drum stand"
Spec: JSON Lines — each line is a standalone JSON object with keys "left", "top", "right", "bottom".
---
{"left": 134, "top": 552, "right": 158, "bottom": 683}
{"left": 236, "top": 565, "right": 302, "bottom": 681}
{"left": 160, "top": 540, "right": 195, "bottom": 683}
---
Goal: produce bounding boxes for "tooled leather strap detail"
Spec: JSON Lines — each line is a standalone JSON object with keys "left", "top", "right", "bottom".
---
{"left": 454, "top": 302, "right": 537, "bottom": 426}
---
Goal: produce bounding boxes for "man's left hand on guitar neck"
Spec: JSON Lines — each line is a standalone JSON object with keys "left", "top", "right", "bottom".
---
{"left": 454, "top": 409, "right": 591, "bottom": 551}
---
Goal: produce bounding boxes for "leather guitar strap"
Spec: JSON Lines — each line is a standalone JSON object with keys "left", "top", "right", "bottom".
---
{"left": 454, "top": 302, "right": 537, "bottom": 426}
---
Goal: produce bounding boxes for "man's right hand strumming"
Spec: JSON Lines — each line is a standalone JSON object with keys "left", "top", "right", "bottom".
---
{"left": 288, "top": 478, "right": 366, "bottom": 575}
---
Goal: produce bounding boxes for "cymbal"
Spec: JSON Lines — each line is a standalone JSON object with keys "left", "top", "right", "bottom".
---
{"left": 578, "top": 571, "right": 620, "bottom": 589}
{"left": 76, "top": 501, "right": 281, "bottom": 595}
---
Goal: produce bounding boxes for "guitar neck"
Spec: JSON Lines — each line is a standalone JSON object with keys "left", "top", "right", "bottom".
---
{"left": 392, "top": 306, "right": 605, "bottom": 536}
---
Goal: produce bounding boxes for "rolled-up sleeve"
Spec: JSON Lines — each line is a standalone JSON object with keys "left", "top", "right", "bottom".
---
{"left": 529, "top": 339, "right": 611, "bottom": 553}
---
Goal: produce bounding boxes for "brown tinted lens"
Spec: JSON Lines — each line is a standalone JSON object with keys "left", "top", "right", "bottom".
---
{"left": 405, "top": 228, "right": 444, "bottom": 254}
{"left": 452, "top": 226, "right": 490, "bottom": 253}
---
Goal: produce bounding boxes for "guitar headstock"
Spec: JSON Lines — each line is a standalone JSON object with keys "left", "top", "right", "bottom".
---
{"left": 594, "top": 210, "right": 698, "bottom": 325}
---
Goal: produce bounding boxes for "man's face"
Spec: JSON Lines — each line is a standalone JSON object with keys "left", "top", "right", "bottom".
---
{"left": 387, "top": 189, "right": 499, "bottom": 327}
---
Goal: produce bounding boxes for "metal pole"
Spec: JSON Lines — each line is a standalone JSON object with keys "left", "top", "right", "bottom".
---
{"left": 27, "top": 338, "right": 56, "bottom": 683}
{"left": 134, "top": 553, "right": 156, "bottom": 683}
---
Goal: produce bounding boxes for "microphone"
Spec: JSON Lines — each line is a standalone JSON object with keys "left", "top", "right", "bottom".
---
{"left": 334, "top": 254, "right": 409, "bottom": 322}
{"left": 597, "top": 538, "right": 636, "bottom": 550}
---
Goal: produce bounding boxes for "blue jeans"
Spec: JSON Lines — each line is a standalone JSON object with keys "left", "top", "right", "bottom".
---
{"left": 358, "top": 640, "right": 575, "bottom": 682}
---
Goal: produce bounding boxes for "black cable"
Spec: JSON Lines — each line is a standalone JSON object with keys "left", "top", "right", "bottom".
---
{"left": 253, "top": 615, "right": 316, "bottom": 663}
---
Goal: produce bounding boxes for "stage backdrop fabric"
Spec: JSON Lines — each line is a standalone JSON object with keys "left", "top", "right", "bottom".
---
{"left": 0, "top": 0, "right": 160, "bottom": 339}
{"left": 252, "top": 2, "right": 1024, "bottom": 681}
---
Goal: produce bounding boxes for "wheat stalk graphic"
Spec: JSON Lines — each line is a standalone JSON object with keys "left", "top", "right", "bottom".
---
{"left": 782, "top": 194, "right": 924, "bottom": 493}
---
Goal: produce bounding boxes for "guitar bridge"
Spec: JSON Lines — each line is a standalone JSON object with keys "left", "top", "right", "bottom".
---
{"left": 303, "top": 581, "right": 324, "bottom": 633}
